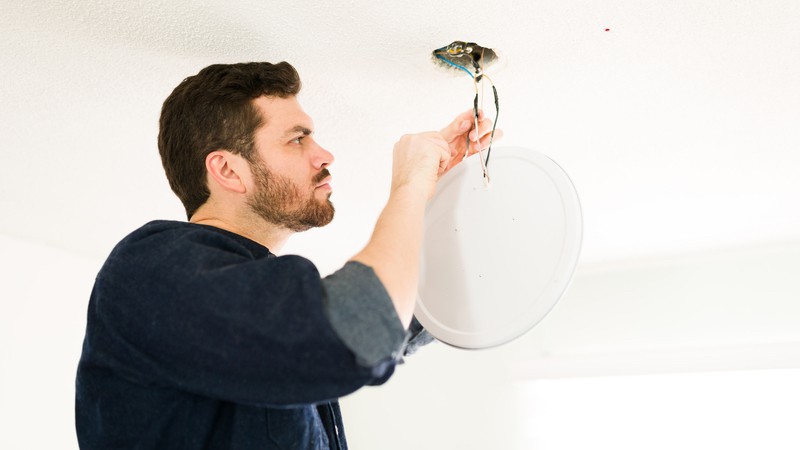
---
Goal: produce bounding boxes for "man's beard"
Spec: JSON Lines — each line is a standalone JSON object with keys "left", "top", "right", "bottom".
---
{"left": 247, "top": 159, "right": 334, "bottom": 232}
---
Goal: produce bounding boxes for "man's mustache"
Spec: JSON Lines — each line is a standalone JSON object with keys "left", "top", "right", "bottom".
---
{"left": 313, "top": 168, "right": 331, "bottom": 184}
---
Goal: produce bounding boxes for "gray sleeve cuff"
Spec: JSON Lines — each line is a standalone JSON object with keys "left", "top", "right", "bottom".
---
{"left": 403, "top": 316, "right": 436, "bottom": 358}
{"left": 321, "top": 261, "right": 407, "bottom": 367}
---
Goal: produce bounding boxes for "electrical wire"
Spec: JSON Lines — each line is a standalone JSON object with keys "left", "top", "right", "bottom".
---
{"left": 469, "top": 73, "right": 499, "bottom": 182}
{"left": 433, "top": 54, "right": 474, "bottom": 78}
{"left": 433, "top": 43, "right": 500, "bottom": 184}
{"left": 479, "top": 75, "right": 500, "bottom": 168}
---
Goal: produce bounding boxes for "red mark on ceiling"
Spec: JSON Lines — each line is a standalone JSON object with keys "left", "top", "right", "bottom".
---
{"left": 605, "top": 28, "right": 610, "bottom": 31}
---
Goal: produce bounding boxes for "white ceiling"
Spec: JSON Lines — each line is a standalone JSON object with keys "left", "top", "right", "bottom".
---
{"left": 2, "top": 0, "right": 799, "bottom": 274}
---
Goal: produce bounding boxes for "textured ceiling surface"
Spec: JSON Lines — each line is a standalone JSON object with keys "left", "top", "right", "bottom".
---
{"left": 2, "top": 0, "right": 799, "bottom": 273}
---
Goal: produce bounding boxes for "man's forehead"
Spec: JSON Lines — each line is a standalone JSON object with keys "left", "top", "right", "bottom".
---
{"left": 253, "top": 96, "right": 314, "bottom": 133}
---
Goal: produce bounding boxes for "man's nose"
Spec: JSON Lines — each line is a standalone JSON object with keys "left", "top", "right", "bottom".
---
{"left": 313, "top": 143, "right": 334, "bottom": 170}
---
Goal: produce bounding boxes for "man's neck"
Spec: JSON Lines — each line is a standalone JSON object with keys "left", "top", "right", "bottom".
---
{"left": 189, "top": 214, "right": 292, "bottom": 253}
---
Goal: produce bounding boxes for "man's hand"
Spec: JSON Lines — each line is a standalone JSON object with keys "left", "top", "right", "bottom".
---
{"left": 439, "top": 109, "right": 502, "bottom": 175}
{"left": 390, "top": 110, "right": 502, "bottom": 201}
{"left": 390, "top": 132, "right": 451, "bottom": 200}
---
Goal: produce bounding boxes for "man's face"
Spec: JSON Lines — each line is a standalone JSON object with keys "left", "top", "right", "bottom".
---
{"left": 246, "top": 96, "right": 335, "bottom": 232}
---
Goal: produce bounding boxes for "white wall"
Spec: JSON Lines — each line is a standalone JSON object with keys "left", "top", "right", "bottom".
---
{"left": 517, "top": 368, "right": 800, "bottom": 450}
{"left": 515, "top": 240, "right": 800, "bottom": 377}
{"left": 0, "top": 235, "right": 100, "bottom": 450}
{"left": 341, "top": 241, "right": 800, "bottom": 449}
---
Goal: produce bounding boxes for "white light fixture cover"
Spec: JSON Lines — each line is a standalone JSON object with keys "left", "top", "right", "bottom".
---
{"left": 415, "top": 146, "right": 582, "bottom": 348}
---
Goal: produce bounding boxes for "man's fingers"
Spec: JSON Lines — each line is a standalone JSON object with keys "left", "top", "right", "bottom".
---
{"left": 440, "top": 109, "right": 486, "bottom": 142}
{"left": 468, "top": 118, "right": 497, "bottom": 143}
{"left": 435, "top": 137, "right": 452, "bottom": 175}
{"left": 439, "top": 150, "right": 450, "bottom": 174}
{"left": 440, "top": 117, "right": 471, "bottom": 143}
{"left": 465, "top": 128, "right": 504, "bottom": 155}
{"left": 483, "top": 127, "right": 503, "bottom": 145}
{"left": 453, "top": 108, "right": 483, "bottom": 125}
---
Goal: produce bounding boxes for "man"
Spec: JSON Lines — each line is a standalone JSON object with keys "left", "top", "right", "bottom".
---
{"left": 75, "top": 62, "right": 497, "bottom": 449}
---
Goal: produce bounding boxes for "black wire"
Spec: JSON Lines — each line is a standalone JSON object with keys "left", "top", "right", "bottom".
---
{"left": 484, "top": 84, "right": 499, "bottom": 168}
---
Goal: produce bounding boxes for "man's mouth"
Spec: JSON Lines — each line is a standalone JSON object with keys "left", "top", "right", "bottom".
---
{"left": 313, "top": 169, "right": 332, "bottom": 189}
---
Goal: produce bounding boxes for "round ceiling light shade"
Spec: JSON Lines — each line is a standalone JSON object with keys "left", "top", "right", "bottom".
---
{"left": 415, "top": 146, "right": 582, "bottom": 349}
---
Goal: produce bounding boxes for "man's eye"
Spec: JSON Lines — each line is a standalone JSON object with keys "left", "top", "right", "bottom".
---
{"left": 290, "top": 137, "right": 303, "bottom": 144}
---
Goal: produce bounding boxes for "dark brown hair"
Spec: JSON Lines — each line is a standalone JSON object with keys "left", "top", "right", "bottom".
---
{"left": 158, "top": 62, "right": 301, "bottom": 219}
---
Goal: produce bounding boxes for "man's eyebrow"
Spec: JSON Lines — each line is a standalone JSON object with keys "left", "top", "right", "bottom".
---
{"left": 282, "top": 125, "right": 313, "bottom": 138}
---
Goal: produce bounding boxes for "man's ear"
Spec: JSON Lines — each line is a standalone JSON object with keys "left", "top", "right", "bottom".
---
{"left": 205, "top": 150, "right": 249, "bottom": 194}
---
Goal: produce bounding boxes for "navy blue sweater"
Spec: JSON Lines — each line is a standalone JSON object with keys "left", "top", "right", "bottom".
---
{"left": 75, "top": 221, "right": 417, "bottom": 449}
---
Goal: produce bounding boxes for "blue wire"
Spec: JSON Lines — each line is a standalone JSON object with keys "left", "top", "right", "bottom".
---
{"left": 434, "top": 54, "right": 474, "bottom": 78}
